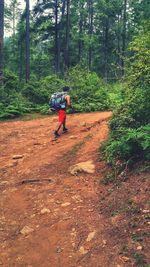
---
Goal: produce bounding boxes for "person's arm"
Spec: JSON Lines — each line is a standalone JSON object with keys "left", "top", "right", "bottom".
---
{"left": 65, "top": 95, "right": 72, "bottom": 108}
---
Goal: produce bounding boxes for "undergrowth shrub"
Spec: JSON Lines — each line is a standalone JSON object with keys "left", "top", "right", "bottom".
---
{"left": 101, "top": 24, "right": 150, "bottom": 164}
{"left": 108, "top": 83, "right": 125, "bottom": 110}
{"left": 0, "top": 65, "right": 118, "bottom": 119}
{"left": 102, "top": 125, "right": 150, "bottom": 163}
{"left": 66, "top": 66, "right": 109, "bottom": 112}
{"left": 22, "top": 80, "right": 49, "bottom": 104}
{"left": 0, "top": 70, "right": 31, "bottom": 119}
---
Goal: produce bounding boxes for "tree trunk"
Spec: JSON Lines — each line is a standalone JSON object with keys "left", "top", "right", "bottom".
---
{"left": 25, "top": 0, "right": 30, "bottom": 82}
{"left": 64, "top": 0, "right": 70, "bottom": 68}
{"left": 12, "top": 1, "right": 15, "bottom": 35}
{"left": 79, "top": 1, "right": 84, "bottom": 62}
{"left": 88, "top": 0, "right": 93, "bottom": 71}
{"left": 104, "top": 18, "right": 109, "bottom": 81}
{"left": 19, "top": 38, "right": 23, "bottom": 81}
{"left": 55, "top": 0, "right": 59, "bottom": 73}
{"left": 122, "top": 0, "right": 127, "bottom": 76}
{"left": 117, "top": 13, "right": 121, "bottom": 77}
{"left": 0, "top": 0, "right": 4, "bottom": 84}
{"left": 58, "top": 0, "right": 66, "bottom": 73}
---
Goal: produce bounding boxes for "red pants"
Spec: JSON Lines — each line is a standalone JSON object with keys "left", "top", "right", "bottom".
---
{"left": 58, "top": 110, "right": 66, "bottom": 123}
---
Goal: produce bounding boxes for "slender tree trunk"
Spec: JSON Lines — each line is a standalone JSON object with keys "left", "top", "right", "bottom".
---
{"left": 58, "top": 0, "right": 66, "bottom": 73}
{"left": 79, "top": 1, "right": 84, "bottom": 62}
{"left": 12, "top": 0, "right": 17, "bottom": 72}
{"left": 88, "top": 0, "right": 93, "bottom": 71}
{"left": 0, "top": 0, "right": 4, "bottom": 84}
{"left": 55, "top": 0, "right": 59, "bottom": 73}
{"left": 12, "top": 2, "right": 15, "bottom": 35}
{"left": 61, "top": 0, "right": 66, "bottom": 18}
{"left": 64, "top": 0, "right": 70, "bottom": 68}
{"left": 25, "top": 0, "right": 30, "bottom": 82}
{"left": 19, "top": 38, "right": 23, "bottom": 81}
{"left": 104, "top": 18, "right": 109, "bottom": 81}
{"left": 122, "top": 0, "right": 127, "bottom": 76}
{"left": 117, "top": 14, "right": 121, "bottom": 76}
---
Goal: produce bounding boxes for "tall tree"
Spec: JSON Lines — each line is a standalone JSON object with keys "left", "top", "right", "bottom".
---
{"left": 54, "top": 0, "right": 59, "bottom": 73}
{"left": 78, "top": 0, "right": 84, "bottom": 62}
{"left": 17, "top": 15, "right": 26, "bottom": 81}
{"left": 4, "top": 0, "right": 21, "bottom": 36}
{"left": 64, "top": 0, "right": 70, "bottom": 68}
{"left": 25, "top": 0, "right": 30, "bottom": 82}
{"left": 88, "top": 0, "right": 93, "bottom": 71}
{"left": 104, "top": 16, "right": 109, "bottom": 80}
{"left": 0, "top": 0, "right": 4, "bottom": 84}
{"left": 121, "top": 0, "right": 127, "bottom": 76}
{"left": 58, "top": 0, "right": 66, "bottom": 71}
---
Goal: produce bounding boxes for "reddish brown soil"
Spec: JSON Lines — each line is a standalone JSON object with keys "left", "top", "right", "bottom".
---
{"left": 0, "top": 112, "right": 149, "bottom": 267}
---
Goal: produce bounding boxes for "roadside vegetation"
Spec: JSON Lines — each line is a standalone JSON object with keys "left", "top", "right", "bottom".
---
{"left": 0, "top": 66, "right": 110, "bottom": 119}
{"left": 101, "top": 25, "right": 150, "bottom": 165}
{"left": 99, "top": 25, "right": 150, "bottom": 267}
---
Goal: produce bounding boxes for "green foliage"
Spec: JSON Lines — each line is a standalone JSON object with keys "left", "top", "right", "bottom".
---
{"left": 102, "top": 125, "right": 150, "bottom": 163}
{"left": 0, "top": 69, "right": 20, "bottom": 110}
{"left": 40, "top": 75, "right": 65, "bottom": 94}
{"left": 66, "top": 66, "right": 109, "bottom": 112}
{"left": 35, "top": 104, "right": 50, "bottom": 115}
{"left": 101, "top": 25, "right": 150, "bottom": 164}
{"left": 0, "top": 70, "right": 31, "bottom": 119}
{"left": 133, "top": 252, "right": 147, "bottom": 266}
{"left": 0, "top": 93, "right": 31, "bottom": 119}
{"left": 0, "top": 68, "right": 111, "bottom": 118}
{"left": 107, "top": 83, "right": 126, "bottom": 110}
{"left": 22, "top": 80, "right": 49, "bottom": 104}
{"left": 22, "top": 74, "right": 66, "bottom": 106}
{"left": 3, "top": 69, "right": 19, "bottom": 93}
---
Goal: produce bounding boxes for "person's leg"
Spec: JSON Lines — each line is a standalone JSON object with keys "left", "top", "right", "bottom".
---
{"left": 54, "top": 110, "right": 66, "bottom": 137}
{"left": 62, "top": 112, "right": 68, "bottom": 132}
{"left": 63, "top": 117, "right": 68, "bottom": 131}
{"left": 54, "top": 122, "right": 62, "bottom": 135}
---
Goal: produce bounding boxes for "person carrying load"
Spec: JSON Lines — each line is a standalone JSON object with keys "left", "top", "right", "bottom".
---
{"left": 49, "top": 86, "right": 72, "bottom": 139}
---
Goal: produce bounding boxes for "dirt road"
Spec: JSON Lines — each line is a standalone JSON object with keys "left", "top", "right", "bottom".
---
{"left": 0, "top": 111, "right": 121, "bottom": 267}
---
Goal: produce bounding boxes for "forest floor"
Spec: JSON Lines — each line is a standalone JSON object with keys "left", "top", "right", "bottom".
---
{"left": 0, "top": 112, "right": 150, "bottom": 267}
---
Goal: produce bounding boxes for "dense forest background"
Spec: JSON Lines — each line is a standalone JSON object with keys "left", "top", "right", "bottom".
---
{"left": 2, "top": 0, "right": 149, "bottom": 79}
{"left": 0, "top": 0, "right": 150, "bottom": 163}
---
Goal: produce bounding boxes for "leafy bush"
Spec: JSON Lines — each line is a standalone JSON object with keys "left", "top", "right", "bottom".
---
{"left": 3, "top": 69, "right": 19, "bottom": 93}
{"left": 0, "top": 69, "right": 19, "bottom": 106}
{"left": 1, "top": 65, "right": 114, "bottom": 118}
{"left": 0, "top": 70, "right": 32, "bottom": 119}
{"left": 102, "top": 125, "right": 150, "bottom": 163}
{"left": 0, "top": 91, "right": 32, "bottom": 119}
{"left": 108, "top": 83, "right": 126, "bottom": 110}
{"left": 40, "top": 75, "right": 65, "bottom": 94}
{"left": 101, "top": 25, "right": 150, "bottom": 164}
{"left": 66, "top": 65, "right": 109, "bottom": 112}
{"left": 22, "top": 80, "right": 49, "bottom": 104}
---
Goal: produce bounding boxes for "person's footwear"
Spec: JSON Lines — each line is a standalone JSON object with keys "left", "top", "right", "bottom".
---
{"left": 63, "top": 127, "right": 68, "bottom": 133}
{"left": 54, "top": 131, "right": 60, "bottom": 138}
